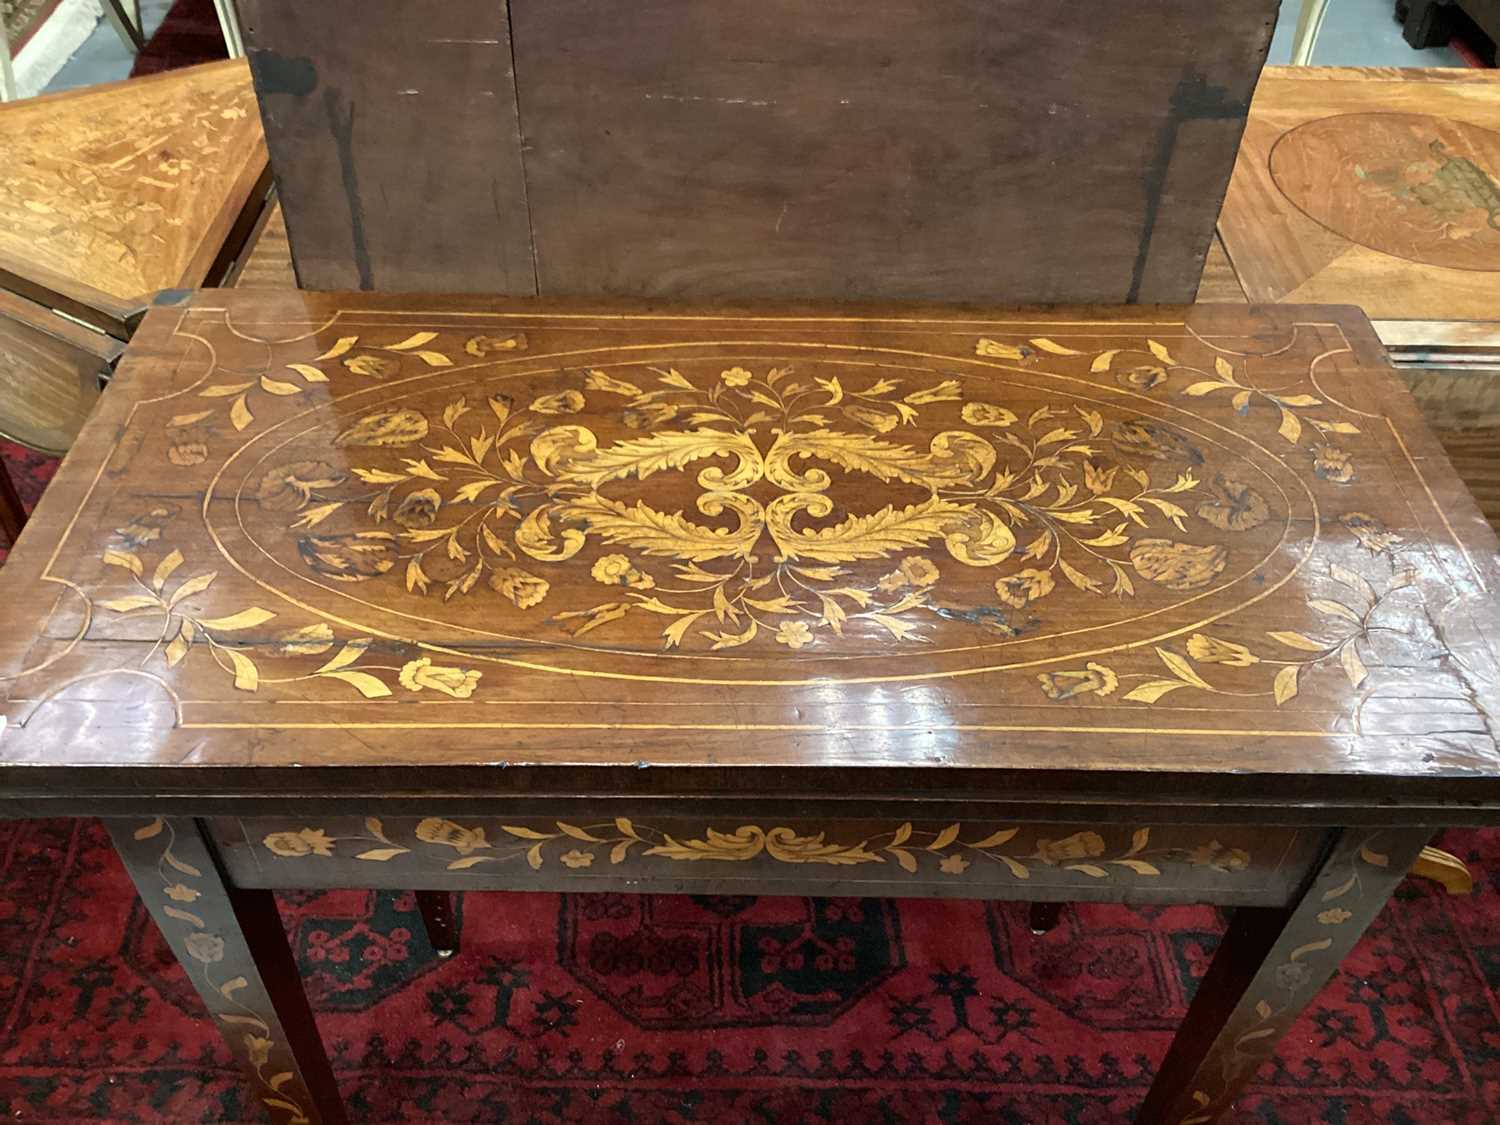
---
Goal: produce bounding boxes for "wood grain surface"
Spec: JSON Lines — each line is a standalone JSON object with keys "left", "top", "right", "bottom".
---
{"left": 237, "top": 0, "right": 536, "bottom": 294}
{"left": 0, "top": 60, "right": 269, "bottom": 312}
{"left": 3, "top": 293, "right": 1498, "bottom": 816}
{"left": 1219, "top": 67, "right": 1500, "bottom": 319}
{"left": 0, "top": 291, "right": 120, "bottom": 456}
{"left": 237, "top": 0, "right": 1277, "bottom": 303}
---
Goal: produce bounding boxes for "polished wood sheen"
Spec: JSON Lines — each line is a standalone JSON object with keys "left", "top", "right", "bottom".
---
{"left": 239, "top": 0, "right": 1277, "bottom": 302}
{"left": 1219, "top": 67, "right": 1500, "bottom": 321}
{"left": 0, "top": 61, "right": 268, "bottom": 316}
{"left": 6, "top": 293, "right": 1500, "bottom": 1124}
{"left": 3, "top": 292, "right": 1500, "bottom": 811}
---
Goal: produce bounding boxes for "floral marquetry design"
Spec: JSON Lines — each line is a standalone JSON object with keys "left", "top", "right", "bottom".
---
{"left": 231, "top": 348, "right": 1304, "bottom": 656}
{"left": 8, "top": 294, "right": 1495, "bottom": 785}
{"left": 249, "top": 817, "right": 1275, "bottom": 888}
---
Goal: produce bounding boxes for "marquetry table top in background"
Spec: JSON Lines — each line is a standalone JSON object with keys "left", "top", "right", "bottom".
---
{"left": 0, "top": 60, "right": 266, "bottom": 310}
{"left": 2, "top": 293, "right": 1498, "bottom": 811}
{"left": 1219, "top": 66, "right": 1500, "bottom": 320}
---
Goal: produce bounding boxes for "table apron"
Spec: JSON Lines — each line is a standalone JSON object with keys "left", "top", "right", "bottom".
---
{"left": 209, "top": 814, "right": 1329, "bottom": 907}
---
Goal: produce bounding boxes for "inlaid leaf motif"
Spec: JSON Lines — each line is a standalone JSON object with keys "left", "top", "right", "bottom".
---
{"left": 1273, "top": 664, "right": 1300, "bottom": 705}
{"left": 767, "top": 495, "right": 977, "bottom": 563}
{"left": 1128, "top": 540, "right": 1227, "bottom": 591}
{"left": 334, "top": 409, "right": 430, "bottom": 447}
{"left": 296, "top": 532, "right": 397, "bottom": 581}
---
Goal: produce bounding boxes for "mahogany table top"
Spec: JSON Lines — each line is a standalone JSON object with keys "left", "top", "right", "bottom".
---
{"left": 3, "top": 293, "right": 1499, "bottom": 812}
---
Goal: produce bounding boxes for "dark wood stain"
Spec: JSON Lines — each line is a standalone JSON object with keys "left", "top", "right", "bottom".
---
{"left": 240, "top": 0, "right": 1277, "bottom": 302}
{"left": 237, "top": 0, "right": 537, "bottom": 294}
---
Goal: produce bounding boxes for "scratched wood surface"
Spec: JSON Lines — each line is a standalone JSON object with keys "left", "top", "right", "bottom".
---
{"left": 3, "top": 292, "right": 1499, "bottom": 814}
{"left": 1218, "top": 67, "right": 1500, "bottom": 319}
{"left": 237, "top": 0, "right": 1276, "bottom": 302}
{"left": 0, "top": 60, "right": 269, "bottom": 311}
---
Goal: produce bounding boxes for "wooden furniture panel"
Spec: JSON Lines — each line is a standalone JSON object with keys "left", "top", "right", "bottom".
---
{"left": 508, "top": 0, "right": 1275, "bottom": 304}
{"left": 210, "top": 814, "right": 1321, "bottom": 906}
{"left": 237, "top": 0, "right": 535, "bottom": 294}
{"left": 1219, "top": 67, "right": 1500, "bottom": 321}
{"left": 238, "top": 0, "right": 1277, "bottom": 302}
{"left": 0, "top": 290, "right": 118, "bottom": 456}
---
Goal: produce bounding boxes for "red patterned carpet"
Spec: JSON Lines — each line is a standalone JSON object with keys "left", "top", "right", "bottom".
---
{"left": 2, "top": 445, "right": 1500, "bottom": 1123}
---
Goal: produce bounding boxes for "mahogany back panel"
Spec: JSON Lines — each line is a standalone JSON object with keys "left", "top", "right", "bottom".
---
{"left": 237, "top": 0, "right": 1277, "bottom": 302}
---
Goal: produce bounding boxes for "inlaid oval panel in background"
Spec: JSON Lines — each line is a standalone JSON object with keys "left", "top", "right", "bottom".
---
{"left": 208, "top": 345, "right": 1309, "bottom": 682}
{"left": 1269, "top": 111, "right": 1500, "bottom": 272}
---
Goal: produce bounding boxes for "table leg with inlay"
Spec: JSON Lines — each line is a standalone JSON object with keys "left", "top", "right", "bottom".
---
{"left": 1136, "top": 827, "right": 1431, "bottom": 1123}
{"left": 107, "top": 817, "right": 349, "bottom": 1125}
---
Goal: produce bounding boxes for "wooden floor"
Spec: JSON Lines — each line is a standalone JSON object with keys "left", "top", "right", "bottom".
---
{"left": 235, "top": 208, "right": 1500, "bottom": 530}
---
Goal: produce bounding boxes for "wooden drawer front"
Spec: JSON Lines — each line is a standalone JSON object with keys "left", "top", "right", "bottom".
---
{"left": 212, "top": 815, "right": 1323, "bottom": 907}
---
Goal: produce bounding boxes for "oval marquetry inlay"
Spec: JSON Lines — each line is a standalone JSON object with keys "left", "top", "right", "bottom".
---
{"left": 208, "top": 343, "right": 1310, "bottom": 682}
{"left": 1269, "top": 111, "right": 1500, "bottom": 272}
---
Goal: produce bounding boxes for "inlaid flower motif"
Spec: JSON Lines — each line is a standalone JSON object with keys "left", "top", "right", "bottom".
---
{"left": 905, "top": 380, "right": 961, "bottom": 405}
{"left": 166, "top": 425, "right": 210, "bottom": 466}
{"left": 262, "top": 828, "right": 336, "bottom": 857}
{"left": 164, "top": 883, "right": 201, "bottom": 903}
{"left": 244, "top": 1034, "right": 273, "bottom": 1069}
{"left": 392, "top": 488, "right": 442, "bottom": 529}
{"left": 561, "top": 849, "right": 595, "bottom": 869}
{"left": 1037, "top": 663, "right": 1117, "bottom": 700}
{"left": 1340, "top": 511, "right": 1400, "bottom": 554}
{"left": 1186, "top": 633, "right": 1259, "bottom": 668}
{"left": 1112, "top": 420, "right": 1203, "bottom": 464}
{"left": 1196, "top": 472, "right": 1270, "bottom": 532}
{"left": 842, "top": 404, "right": 898, "bottom": 433}
{"left": 939, "top": 854, "right": 971, "bottom": 875}
{"left": 622, "top": 402, "right": 678, "bottom": 430}
{"left": 415, "top": 817, "right": 490, "bottom": 854}
{"left": 115, "top": 505, "right": 178, "bottom": 549}
{"left": 1117, "top": 364, "right": 1168, "bottom": 390}
{"left": 490, "top": 567, "right": 549, "bottom": 608}
{"left": 1312, "top": 444, "right": 1355, "bottom": 483}
{"left": 344, "top": 354, "right": 401, "bottom": 379}
{"left": 256, "top": 461, "right": 345, "bottom": 511}
{"left": 531, "top": 390, "right": 585, "bottom": 415}
{"left": 721, "top": 366, "right": 753, "bottom": 387}
{"left": 1129, "top": 540, "right": 1227, "bottom": 591}
{"left": 1034, "top": 831, "right": 1106, "bottom": 865}
{"left": 1275, "top": 961, "right": 1311, "bottom": 991}
{"left": 775, "top": 621, "right": 814, "bottom": 649}
{"left": 1185, "top": 841, "right": 1250, "bottom": 871}
{"left": 185, "top": 932, "right": 225, "bottom": 964}
{"left": 590, "top": 554, "right": 655, "bottom": 590}
{"left": 399, "top": 657, "right": 481, "bottom": 698}
{"left": 1317, "top": 908, "right": 1352, "bottom": 925}
{"left": 464, "top": 333, "right": 527, "bottom": 357}
{"left": 581, "top": 370, "right": 639, "bottom": 397}
{"left": 960, "top": 402, "right": 1018, "bottom": 428}
{"left": 899, "top": 557, "right": 939, "bottom": 587}
{"left": 995, "top": 568, "right": 1055, "bottom": 608}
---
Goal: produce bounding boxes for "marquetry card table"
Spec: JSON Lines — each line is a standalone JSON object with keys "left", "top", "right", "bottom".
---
{"left": 4, "top": 292, "right": 1500, "bottom": 1123}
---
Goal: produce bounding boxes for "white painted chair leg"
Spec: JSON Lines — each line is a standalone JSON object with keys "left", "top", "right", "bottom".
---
{"left": 1290, "top": 0, "right": 1333, "bottom": 65}
{"left": 0, "top": 10, "right": 16, "bottom": 103}
{"left": 212, "top": 0, "right": 246, "bottom": 58}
